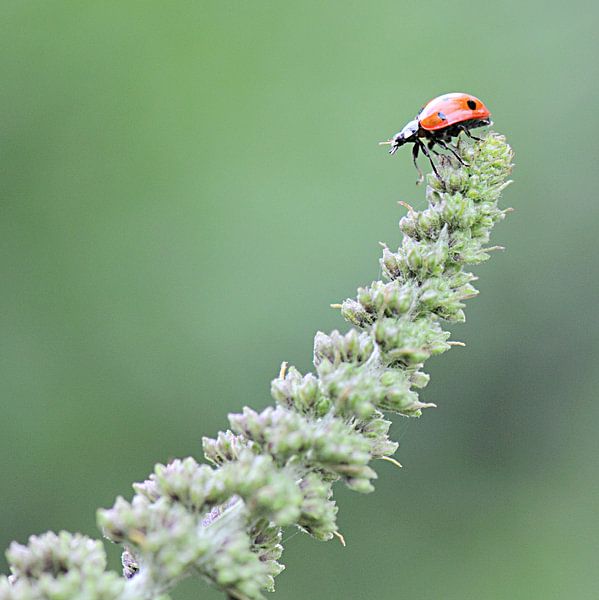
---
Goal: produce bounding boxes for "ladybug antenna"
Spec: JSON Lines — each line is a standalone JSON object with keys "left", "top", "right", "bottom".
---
{"left": 379, "top": 139, "right": 401, "bottom": 155}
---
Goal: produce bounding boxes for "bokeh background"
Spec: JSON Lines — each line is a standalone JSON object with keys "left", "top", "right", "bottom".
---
{"left": 2, "top": 1, "right": 598, "bottom": 598}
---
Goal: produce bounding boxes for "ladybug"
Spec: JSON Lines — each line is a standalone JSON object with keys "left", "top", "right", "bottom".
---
{"left": 381, "top": 92, "right": 492, "bottom": 182}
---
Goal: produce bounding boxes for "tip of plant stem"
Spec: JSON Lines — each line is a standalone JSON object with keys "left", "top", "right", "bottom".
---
{"left": 419, "top": 402, "right": 437, "bottom": 410}
{"left": 333, "top": 531, "right": 346, "bottom": 547}
{"left": 498, "top": 180, "right": 514, "bottom": 192}
{"left": 380, "top": 456, "right": 403, "bottom": 469}
{"left": 278, "top": 362, "right": 288, "bottom": 379}
{"left": 398, "top": 200, "right": 415, "bottom": 213}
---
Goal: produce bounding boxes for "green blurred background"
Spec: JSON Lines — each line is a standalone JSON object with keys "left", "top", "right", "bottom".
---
{"left": 2, "top": 1, "right": 598, "bottom": 598}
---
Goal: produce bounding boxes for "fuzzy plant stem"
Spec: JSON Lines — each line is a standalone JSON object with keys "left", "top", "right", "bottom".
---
{"left": 1, "top": 133, "right": 513, "bottom": 600}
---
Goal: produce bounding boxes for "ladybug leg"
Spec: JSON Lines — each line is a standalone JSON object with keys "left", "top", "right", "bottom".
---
{"left": 461, "top": 126, "right": 483, "bottom": 142}
{"left": 436, "top": 139, "right": 468, "bottom": 166}
{"left": 427, "top": 140, "right": 442, "bottom": 156}
{"left": 418, "top": 140, "right": 441, "bottom": 180}
{"left": 412, "top": 142, "right": 424, "bottom": 184}
{"left": 449, "top": 131, "right": 461, "bottom": 151}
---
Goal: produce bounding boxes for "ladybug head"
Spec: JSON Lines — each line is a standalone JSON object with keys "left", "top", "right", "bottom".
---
{"left": 389, "top": 119, "right": 418, "bottom": 155}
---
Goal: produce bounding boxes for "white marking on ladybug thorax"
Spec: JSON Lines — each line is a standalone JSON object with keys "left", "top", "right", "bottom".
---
{"left": 400, "top": 119, "right": 419, "bottom": 139}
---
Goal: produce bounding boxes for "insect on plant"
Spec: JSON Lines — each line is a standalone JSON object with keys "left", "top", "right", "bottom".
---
{"left": 380, "top": 92, "right": 492, "bottom": 182}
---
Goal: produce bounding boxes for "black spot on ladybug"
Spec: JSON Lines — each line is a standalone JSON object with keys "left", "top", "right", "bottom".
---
{"left": 437, "top": 111, "right": 447, "bottom": 121}
{"left": 467, "top": 99, "right": 477, "bottom": 110}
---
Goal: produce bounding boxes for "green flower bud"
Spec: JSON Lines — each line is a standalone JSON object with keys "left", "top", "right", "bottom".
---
{"left": 297, "top": 474, "right": 338, "bottom": 541}
{"left": 203, "top": 430, "right": 251, "bottom": 466}
{"left": 340, "top": 298, "right": 373, "bottom": 328}
{"left": 270, "top": 366, "right": 322, "bottom": 414}
{"left": 313, "top": 329, "right": 374, "bottom": 369}
{"left": 356, "top": 412, "right": 399, "bottom": 457}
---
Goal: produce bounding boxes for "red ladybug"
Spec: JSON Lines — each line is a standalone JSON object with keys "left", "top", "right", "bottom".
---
{"left": 382, "top": 92, "right": 492, "bottom": 181}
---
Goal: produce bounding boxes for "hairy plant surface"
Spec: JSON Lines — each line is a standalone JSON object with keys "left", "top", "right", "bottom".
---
{"left": 1, "top": 133, "right": 513, "bottom": 600}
